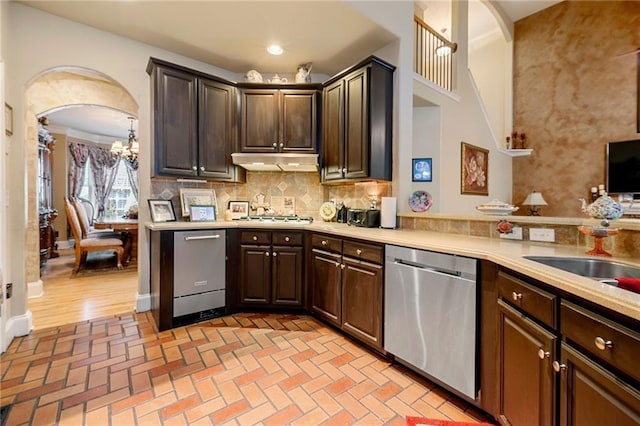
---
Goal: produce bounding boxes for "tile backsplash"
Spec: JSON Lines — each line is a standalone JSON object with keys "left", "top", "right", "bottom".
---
{"left": 150, "top": 172, "right": 392, "bottom": 220}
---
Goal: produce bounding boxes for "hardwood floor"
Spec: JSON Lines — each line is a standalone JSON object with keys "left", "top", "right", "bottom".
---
{"left": 30, "top": 251, "right": 138, "bottom": 330}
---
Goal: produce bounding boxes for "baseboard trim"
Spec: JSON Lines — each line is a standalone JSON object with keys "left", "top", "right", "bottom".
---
{"left": 56, "top": 239, "right": 74, "bottom": 250}
{"left": 28, "top": 280, "right": 44, "bottom": 299}
{"left": 136, "top": 293, "right": 151, "bottom": 313}
{"left": 4, "top": 310, "right": 33, "bottom": 351}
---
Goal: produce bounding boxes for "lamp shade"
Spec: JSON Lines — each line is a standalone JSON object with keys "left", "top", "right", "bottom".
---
{"left": 110, "top": 140, "right": 123, "bottom": 154}
{"left": 522, "top": 191, "right": 548, "bottom": 206}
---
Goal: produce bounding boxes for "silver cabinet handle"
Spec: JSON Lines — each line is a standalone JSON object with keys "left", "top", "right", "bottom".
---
{"left": 595, "top": 337, "right": 613, "bottom": 351}
{"left": 552, "top": 361, "right": 566, "bottom": 372}
{"left": 252, "top": 236, "right": 258, "bottom": 241}
{"left": 272, "top": 142, "right": 277, "bottom": 147}
{"left": 342, "top": 167, "right": 346, "bottom": 173}
{"left": 538, "top": 349, "right": 550, "bottom": 359}
{"left": 335, "top": 261, "right": 340, "bottom": 267}
{"left": 285, "top": 236, "right": 290, "bottom": 242}
{"left": 322, "top": 240, "right": 327, "bottom": 246}
{"left": 192, "top": 166, "right": 197, "bottom": 171}
{"left": 265, "top": 252, "right": 270, "bottom": 257}
{"left": 184, "top": 235, "right": 221, "bottom": 241}
{"left": 341, "top": 264, "right": 345, "bottom": 269}
{"left": 279, "top": 142, "right": 284, "bottom": 148}
{"left": 200, "top": 166, "right": 205, "bottom": 171}
{"left": 512, "top": 292, "right": 523, "bottom": 301}
{"left": 273, "top": 252, "right": 277, "bottom": 257}
{"left": 356, "top": 249, "right": 362, "bottom": 255}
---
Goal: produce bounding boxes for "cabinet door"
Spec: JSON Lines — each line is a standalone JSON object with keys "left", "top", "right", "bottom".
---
{"left": 559, "top": 343, "right": 640, "bottom": 426}
{"left": 239, "top": 245, "right": 271, "bottom": 304}
{"left": 498, "top": 300, "right": 556, "bottom": 426}
{"left": 198, "top": 78, "right": 236, "bottom": 180}
{"left": 153, "top": 65, "right": 198, "bottom": 176}
{"left": 343, "top": 67, "right": 369, "bottom": 179}
{"left": 322, "top": 80, "right": 345, "bottom": 181}
{"left": 240, "top": 89, "right": 279, "bottom": 152}
{"left": 272, "top": 246, "right": 303, "bottom": 306}
{"left": 311, "top": 249, "right": 342, "bottom": 326}
{"left": 280, "top": 90, "right": 317, "bottom": 152}
{"left": 342, "top": 257, "right": 383, "bottom": 349}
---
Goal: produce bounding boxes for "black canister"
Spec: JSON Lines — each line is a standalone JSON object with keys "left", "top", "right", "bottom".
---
{"left": 337, "top": 203, "right": 348, "bottom": 223}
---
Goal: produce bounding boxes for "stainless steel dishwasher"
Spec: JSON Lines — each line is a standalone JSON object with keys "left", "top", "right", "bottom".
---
{"left": 384, "top": 244, "right": 478, "bottom": 400}
{"left": 173, "top": 230, "right": 226, "bottom": 318}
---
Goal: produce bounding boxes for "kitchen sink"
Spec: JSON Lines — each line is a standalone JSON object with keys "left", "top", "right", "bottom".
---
{"left": 523, "top": 256, "right": 640, "bottom": 280}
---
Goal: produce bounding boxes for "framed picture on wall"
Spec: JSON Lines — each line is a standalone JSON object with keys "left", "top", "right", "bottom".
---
{"left": 412, "top": 158, "right": 432, "bottom": 182}
{"left": 461, "top": 142, "right": 489, "bottom": 195}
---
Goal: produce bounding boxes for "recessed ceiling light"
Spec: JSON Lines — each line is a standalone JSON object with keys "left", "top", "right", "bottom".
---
{"left": 267, "top": 44, "right": 284, "bottom": 55}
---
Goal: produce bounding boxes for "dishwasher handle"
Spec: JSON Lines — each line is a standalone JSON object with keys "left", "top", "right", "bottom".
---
{"left": 184, "top": 234, "right": 222, "bottom": 241}
{"left": 392, "top": 259, "right": 472, "bottom": 280}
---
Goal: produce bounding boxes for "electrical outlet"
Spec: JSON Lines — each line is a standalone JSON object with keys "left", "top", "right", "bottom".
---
{"left": 500, "top": 226, "right": 523, "bottom": 240}
{"left": 530, "top": 228, "right": 555, "bottom": 242}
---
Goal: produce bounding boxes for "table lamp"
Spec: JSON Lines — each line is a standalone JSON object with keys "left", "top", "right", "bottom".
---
{"left": 522, "top": 191, "right": 548, "bottom": 216}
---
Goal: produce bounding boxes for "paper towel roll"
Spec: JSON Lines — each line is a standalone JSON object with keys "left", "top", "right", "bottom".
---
{"left": 380, "top": 197, "right": 397, "bottom": 229}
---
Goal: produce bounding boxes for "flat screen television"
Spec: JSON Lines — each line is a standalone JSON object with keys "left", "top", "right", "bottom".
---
{"left": 607, "top": 139, "right": 640, "bottom": 195}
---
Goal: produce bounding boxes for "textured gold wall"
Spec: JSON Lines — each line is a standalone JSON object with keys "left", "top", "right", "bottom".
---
{"left": 513, "top": 1, "right": 640, "bottom": 217}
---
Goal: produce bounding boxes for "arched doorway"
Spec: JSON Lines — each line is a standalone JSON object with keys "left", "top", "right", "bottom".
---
{"left": 23, "top": 66, "right": 139, "bottom": 312}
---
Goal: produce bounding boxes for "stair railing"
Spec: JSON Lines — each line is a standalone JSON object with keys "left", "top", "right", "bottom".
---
{"left": 414, "top": 16, "right": 457, "bottom": 92}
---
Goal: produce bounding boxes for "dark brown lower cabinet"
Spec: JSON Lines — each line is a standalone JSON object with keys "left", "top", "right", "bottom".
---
{"left": 559, "top": 343, "right": 640, "bottom": 425}
{"left": 238, "top": 230, "right": 304, "bottom": 308}
{"left": 309, "top": 234, "right": 384, "bottom": 351}
{"left": 310, "top": 248, "right": 342, "bottom": 326}
{"left": 272, "top": 246, "right": 303, "bottom": 306}
{"left": 497, "top": 299, "right": 556, "bottom": 426}
{"left": 342, "top": 257, "right": 382, "bottom": 349}
{"left": 239, "top": 245, "right": 271, "bottom": 305}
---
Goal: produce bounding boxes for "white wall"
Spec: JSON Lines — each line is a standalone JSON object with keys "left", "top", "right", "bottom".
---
{"left": 412, "top": 0, "right": 513, "bottom": 214}
{"left": 412, "top": 105, "right": 441, "bottom": 211}
{"left": 469, "top": 29, "right": 509, "bottom": 145}
{"left": 4, "top": 2, "right": 246, "bottom": 337}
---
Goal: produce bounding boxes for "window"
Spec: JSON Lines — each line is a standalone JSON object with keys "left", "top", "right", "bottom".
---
{"left": 78, "top": 161, "right": 136, "bottom": 221}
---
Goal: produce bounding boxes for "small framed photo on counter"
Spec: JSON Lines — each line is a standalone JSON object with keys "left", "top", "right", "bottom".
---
{"left": 228, "top": 201, "right": 249, "bottom": 220}
{"left": 412, "top": 158, "right": 432, "bottom": 182}
{"left": 148, "top": 199, "right": 176, "bottom": 223}
{"left": 189, "top": 205, "right": 216, "bottom": 222}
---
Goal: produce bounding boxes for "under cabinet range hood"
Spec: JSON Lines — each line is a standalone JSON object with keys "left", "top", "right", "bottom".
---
{"left": 231, "top": 153, "right": 319, "bottom": 172}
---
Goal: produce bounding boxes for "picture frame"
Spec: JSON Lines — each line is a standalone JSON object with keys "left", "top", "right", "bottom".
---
{"left": 189, "top": 205, "right": 216, "bottom": 222}
{"left": 461, "top": 142, "right": 489, "bottom": 195}
{"left": 148, "top": 199, "right": 176, "bottom": 222}
{"left": 179, "top": 188, "right": 217, "bottom": 218}
{"left": 228, "top": 201, "right": 249, "bottom": 220}
{"left": 412, "top": 158, "right": 432, "bottom": 182}
{"left": 5, "top": 103, "right": 13, "bottom": 136}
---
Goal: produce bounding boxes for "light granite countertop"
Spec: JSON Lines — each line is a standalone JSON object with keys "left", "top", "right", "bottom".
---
{"left": 146, "top": 220, "right": 640, "bottom": 321}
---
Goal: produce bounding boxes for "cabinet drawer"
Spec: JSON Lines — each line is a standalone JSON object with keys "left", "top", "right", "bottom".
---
{"left": 497, "top": 271, "right": 557, "bottom": 328}
{"left": 343, "top": 240, "right": 383, "bottom": 264}
{"left": 240, "top": 231, "right": 271, "bottom": 245}
{"left": 272, "top": 231, "right": 303, "bottom": 246}
{"left": 312, "top": 234, "right": 342, "bottom": 253}
{"left": 561, "top": 301, "right": 640, "bottom": 383}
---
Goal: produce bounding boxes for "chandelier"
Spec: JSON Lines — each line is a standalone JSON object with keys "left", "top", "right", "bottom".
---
{"left": 110, "top": 117, "right": 139, "bottom": 165}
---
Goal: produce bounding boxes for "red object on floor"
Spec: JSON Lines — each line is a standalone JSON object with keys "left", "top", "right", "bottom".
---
{"left": 406, "top": 416, "right": 494, "bottom": 426}
{"left": 615, "top": 277, "right": 640, "bottom": 294}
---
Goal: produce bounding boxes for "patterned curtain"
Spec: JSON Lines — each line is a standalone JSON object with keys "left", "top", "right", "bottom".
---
{"left": 88, "top": 146, "right": 121, "bottom": 220}
{"left": 68, "top": 142, "right": 90, "bottom": 197}
{"left": 124, "top": 159, "right": 139, "bottom": 200}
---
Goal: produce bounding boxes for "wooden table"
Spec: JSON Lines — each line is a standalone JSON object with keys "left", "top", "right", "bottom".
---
{"left": 94, "top": 219, "right": 138, "bottom": 263}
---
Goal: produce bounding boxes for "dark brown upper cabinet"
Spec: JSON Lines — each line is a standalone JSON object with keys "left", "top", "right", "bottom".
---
{"left": 237, "top": 86, "right": 320, "bottom": 153}
{"left": 321, "top": 56, "right": 395, "bottom": 183}
{"left": 147, "top": 58, "right": 245, "bottom": 182}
